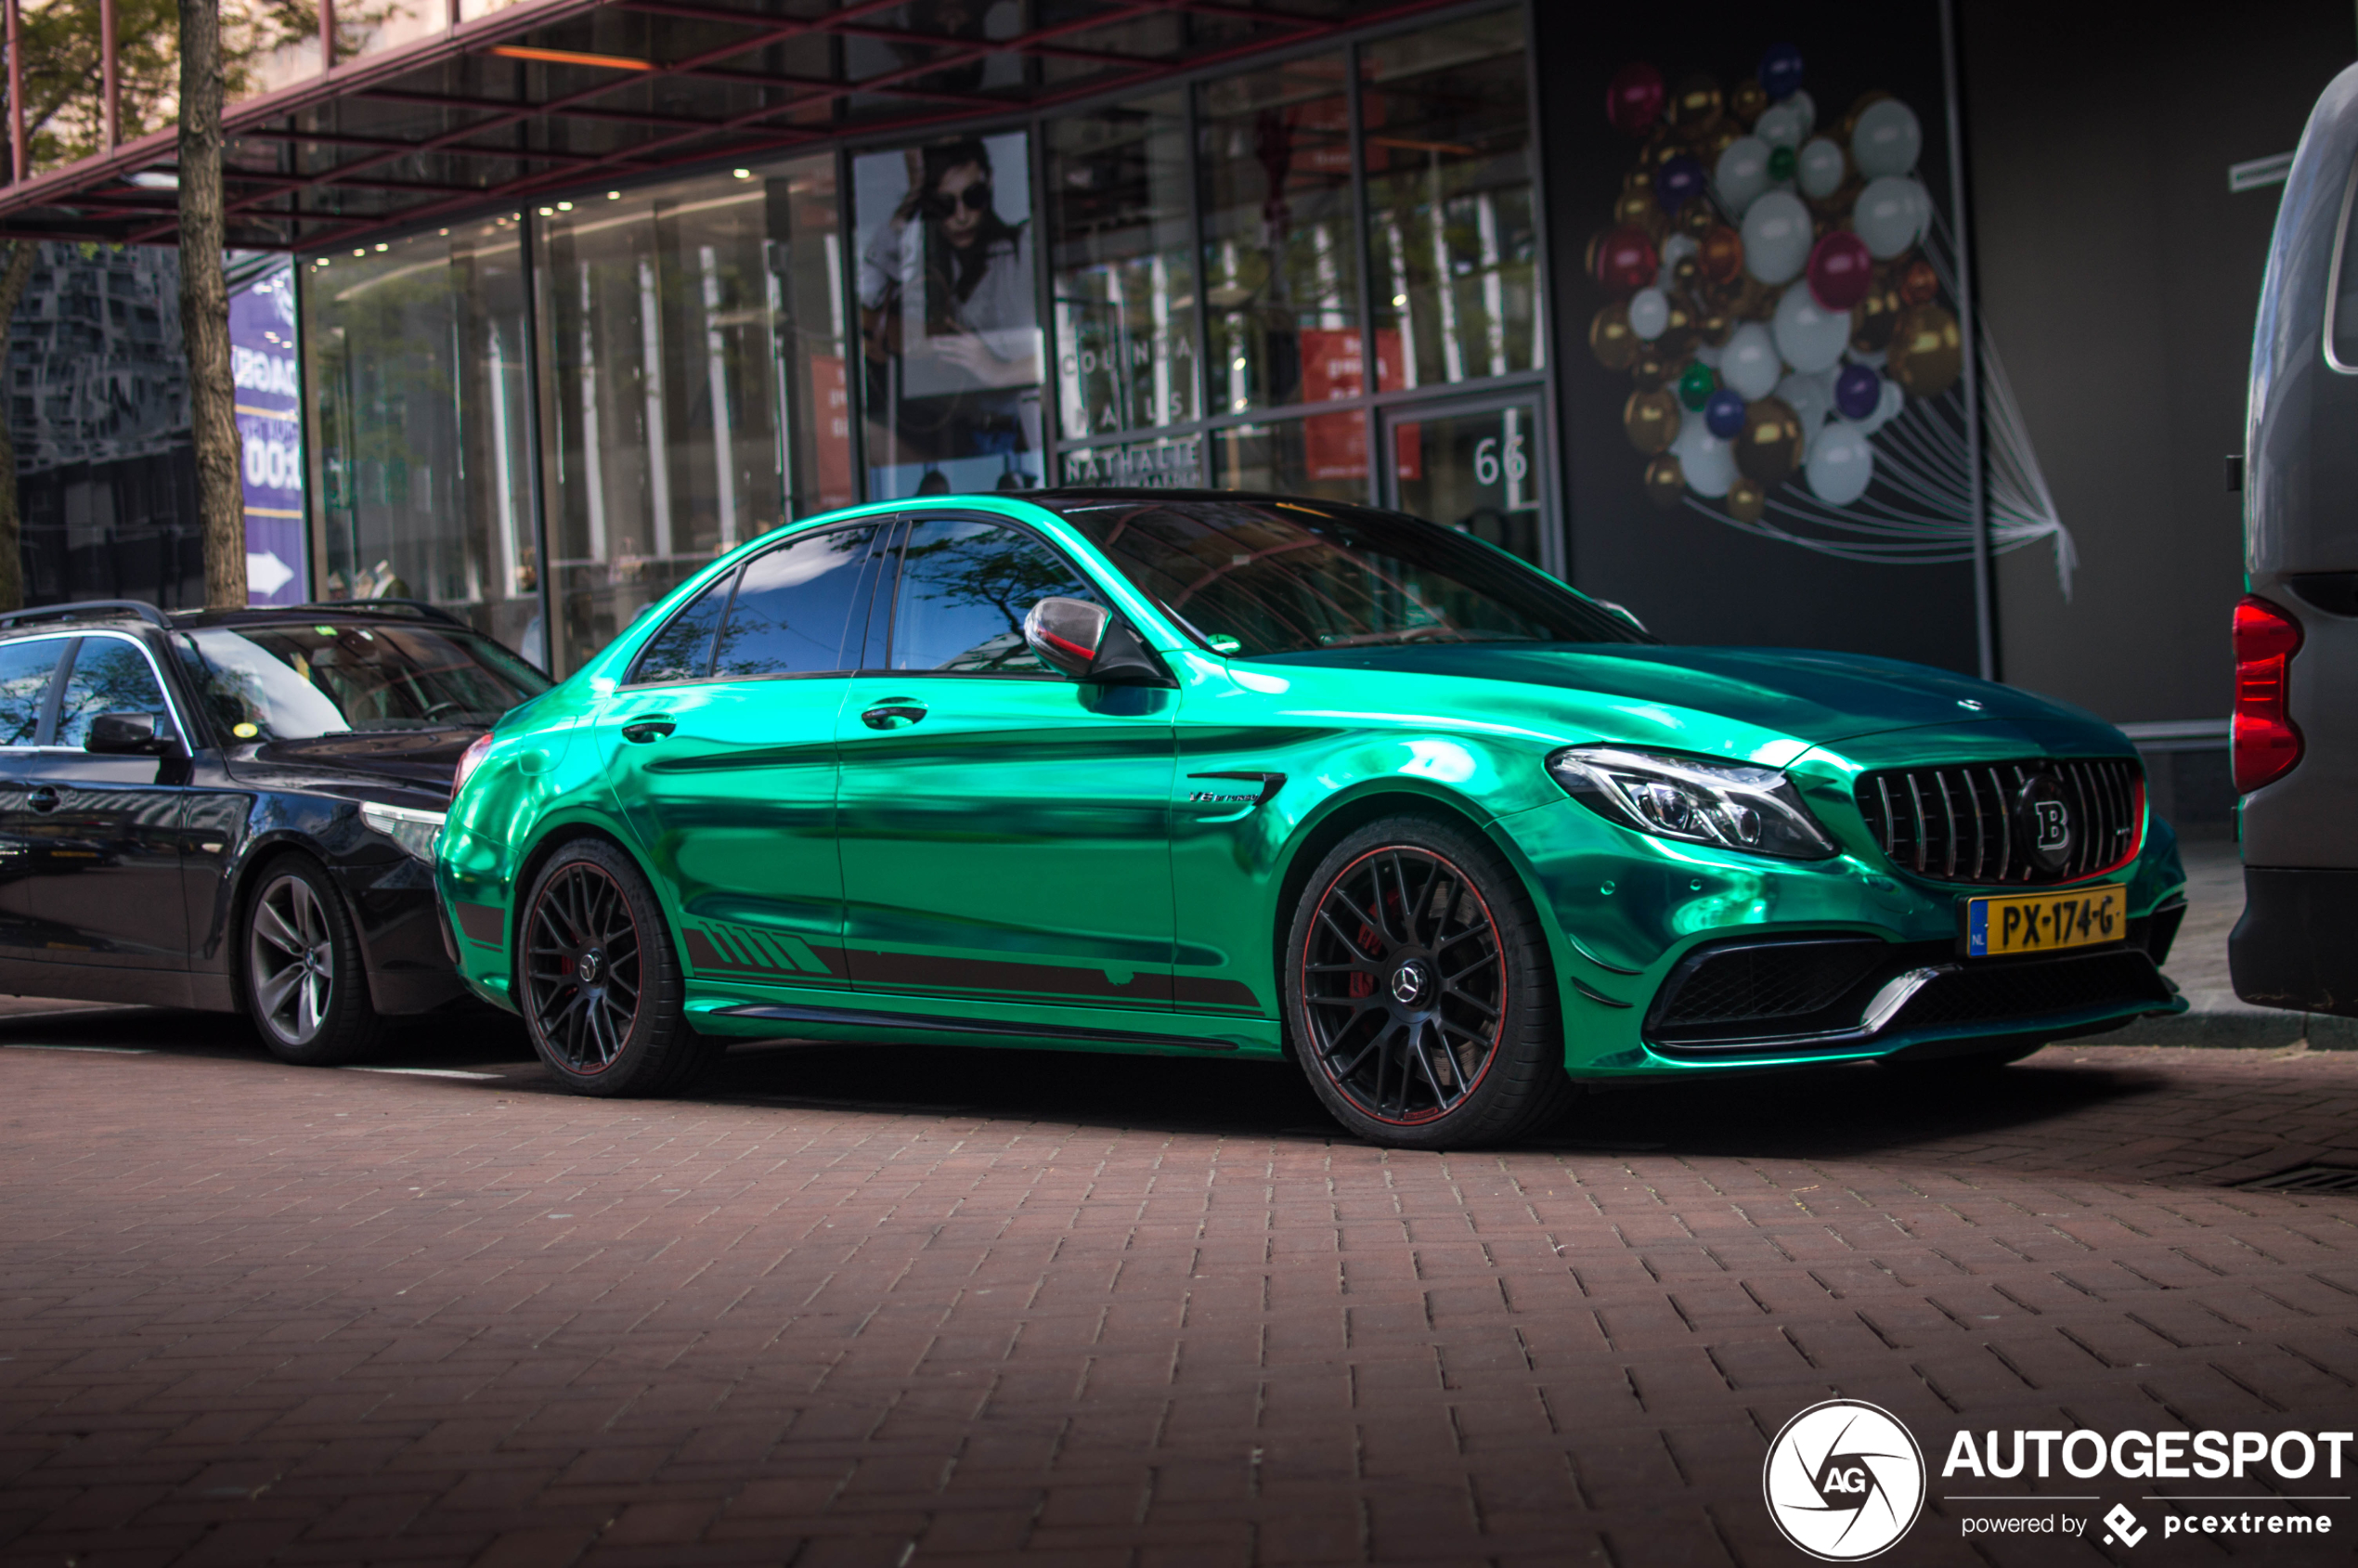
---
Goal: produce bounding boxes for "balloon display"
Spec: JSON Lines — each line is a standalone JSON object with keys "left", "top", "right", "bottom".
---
{"left": 1805, "top": 420, "right": 1875, "bottom": 505}
{"left": 1726, "top": 476, "right": 1768, "bottom": 524}
{"left": 1741, "top": 190, "right": 1811, "bottom": 285}
{"left": 1700, "top": 225, "right": 1744, "bottom": 284}
{"left": 1713, "top": 136, "right": 1773, "bottom": 219}
{"left": 1645, "top": 453, "right": 1687, "bottom": 509}
{"left": 1665, "top": 74, "right": 1725, "bottom": 137}
{"left": 1854, "top": 175, "right": 1930, "bottom": 259}
{"left": 1735, "top": 398, "right": 1805, "bottom": 486}
{"left": 1806, "top": 230, "right": 1873, "bottom": 311}
{"left": 1887, "top": 303, "right": 1963, "bottom": 398}
{"left": 1850, "top": 97, "right": 1922, "bottom": 179}
{"left": 1589, "top": 303, "right": 1639, "bottom": 370}
{"left": 1718, "top": 321, "right": 1781, "bottom": 401}
{"left": 1625, "top": 388, "right": 1681, "bottom": 453}
{"left": 1772, "top": 283, "right": 1849, "bottom": 374}
{"left": 1759, "top": 44, "right": 1805, "bottom": 103}
{"left": 1704, "top": 388, "right": 1747, "bottom": 439}
{"left": 1608, "top": 62, "right": 1665, "bottom": 136}
{"left": 1595, "top": 226, "right": 1660, "bottom": 292}
{"left": 1656, "top": 155, "right": 1707, "bottom": 214}
{"left": 1670, "top": 416, "right": 1738, "bottom": 497}
{"left": 1796, "top": 136, "right": 1846, "bottom": 200}
{"left": 1677, "top": 360, "right": 1717, "bottom": 410}
{"left": 1628, "top": 287, "right": 1670, "bottom": 341}
{"left": 1833, "top": 362, "right": 1882, "bottom": 421}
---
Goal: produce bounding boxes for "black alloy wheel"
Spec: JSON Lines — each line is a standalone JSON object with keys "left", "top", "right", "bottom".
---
{"left": 241, "top": 853, "right": 387, "bottom": 1066}
{"left": 518, "top": 838, "right": 706, "bottom": 1095}
{"left": 1287, "top": 816, "right": 1573, "bottom": 1148}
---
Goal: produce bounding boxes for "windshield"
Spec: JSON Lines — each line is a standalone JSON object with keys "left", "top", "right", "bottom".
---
{"left": 175, "top": 622, "right": 551, "bottom": 742}
{"left": 1038, "top": 498, "right": 1653, "bottom": 654}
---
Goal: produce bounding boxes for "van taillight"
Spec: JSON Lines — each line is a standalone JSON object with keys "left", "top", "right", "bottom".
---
{"left": 2233, "top": 595, "right": 2303, "bottom": 793}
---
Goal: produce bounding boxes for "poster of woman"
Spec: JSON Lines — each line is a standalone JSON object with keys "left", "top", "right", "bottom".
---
{"left": 854, "top": 132, "right": 1043, "bottom": 498}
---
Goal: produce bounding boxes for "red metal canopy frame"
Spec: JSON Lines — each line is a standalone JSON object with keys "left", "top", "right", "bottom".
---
{"left": 0, "top": 0, "right": 1458, "bottom": 253}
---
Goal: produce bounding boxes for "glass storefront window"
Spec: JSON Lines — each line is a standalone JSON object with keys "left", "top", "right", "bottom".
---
{"left": 536, "top": 162, "right": 826, "bottom": 674}
{"left": 769, "top": 158, "right": 858, "bottom": 523}
{"left": 1362, "top": 12, "right": 1542, "bottom": 393}
{"left": 1386, "top": 399, "right": 1546, "bottom": 566}
{"left": 303, "top": 214, "right": 541, "bottom": 664}
{"left": 1207, "top": 416, "right": 1372, "bottom": 505}
{"left": 852, "top": 132, "right": 1045, "bottom": 499}
{"left": 1198, "top": 53, "right": 1358, "bottom": 414}
{"left": 1046, "top": 92, "right": 1198, "bottom": 440}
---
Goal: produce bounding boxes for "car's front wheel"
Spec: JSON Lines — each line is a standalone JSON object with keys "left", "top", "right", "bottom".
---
{"left": 518, "top": 837, "right": 710, "bottom": 1095}
{"left": 1285, "top": 816, "right": 1573, "bottom": 1148}
{"left": 243, "top": 854, "right": 388, "bottom": 1066}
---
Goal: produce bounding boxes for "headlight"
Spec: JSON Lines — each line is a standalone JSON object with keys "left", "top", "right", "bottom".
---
{"left": 1547, "top": 746, "right": 1835, "bottom": 859}
{"left": 359, "top": 801, "right": 447, "bottom": 862}
{"left": 452, "top": 730, "right": 496, "bottom": 796}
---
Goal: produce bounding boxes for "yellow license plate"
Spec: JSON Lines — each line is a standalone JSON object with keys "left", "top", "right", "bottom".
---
{"left": 1964, "top": 885, "right": 2127, "bottom": 957}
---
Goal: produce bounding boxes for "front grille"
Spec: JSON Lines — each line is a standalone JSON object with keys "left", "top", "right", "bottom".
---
{"left": 1653, "top": 939, "right": 1888, "bottom": 1029}
{"left": 1889, "top": 949, "right": 2172, "bottom": 1030}
{"left": 1854, "top": 758, "right": 2142, "bottom": 885}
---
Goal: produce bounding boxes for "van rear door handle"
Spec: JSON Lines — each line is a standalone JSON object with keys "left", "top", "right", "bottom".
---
{"left": 861, "top": 699, "right": 927, "bottom": 731}
{"left": 620, "top": 718, "right": 676, "bottom": 745}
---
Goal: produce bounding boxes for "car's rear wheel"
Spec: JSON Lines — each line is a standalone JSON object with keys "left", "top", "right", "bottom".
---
{"left": 243, "top": 854, "right": 387, "bottom": 1066}
{"left": 519, "top": 838, "right": 710, "bottom": 1095}
{"left": 1286, "top": 816, "right": 1573, "bottom": 1148}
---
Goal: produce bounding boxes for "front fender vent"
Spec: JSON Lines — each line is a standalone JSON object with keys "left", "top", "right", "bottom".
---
{"left": 1854, "top": 758, "right": 2142, "bottom": 886}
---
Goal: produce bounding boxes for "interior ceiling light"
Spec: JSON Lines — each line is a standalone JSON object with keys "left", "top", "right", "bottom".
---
{"left": 489, "top": 44, "right": 654, "bottom": 71}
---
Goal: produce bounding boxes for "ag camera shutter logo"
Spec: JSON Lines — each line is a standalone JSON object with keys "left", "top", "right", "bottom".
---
{"left": 1763, "top": 1399, "right": 1927, "bottom": 1561}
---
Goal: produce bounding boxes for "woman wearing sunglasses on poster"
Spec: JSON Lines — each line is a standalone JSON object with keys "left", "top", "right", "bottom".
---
{"left": 858, "top": 136, "right": 1040, "bottom": 493}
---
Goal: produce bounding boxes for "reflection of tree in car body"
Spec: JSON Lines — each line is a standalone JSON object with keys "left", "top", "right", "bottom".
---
{"left": 175, "top": 624, "right": 547, "bottom": 742}
{"left": 894, "top": 522, "right": 1094, "bottom": 672}
{"left": 53, "top": 641, "right": 172, "bottom": 749}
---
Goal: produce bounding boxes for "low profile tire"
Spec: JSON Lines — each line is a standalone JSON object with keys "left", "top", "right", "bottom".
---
{"left": 1286, "top": 816, "right": 1574, "bottom": 1149}
{"left": 518, "top": 838, "right": 709, "bottom": 1096}
{"left": 242, "top": 854, "right": 388, "bottom": 1066}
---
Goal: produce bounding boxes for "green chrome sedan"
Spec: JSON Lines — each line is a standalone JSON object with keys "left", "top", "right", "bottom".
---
{"left": 435, "top": 492, "right": 2187, "bottom": 1147}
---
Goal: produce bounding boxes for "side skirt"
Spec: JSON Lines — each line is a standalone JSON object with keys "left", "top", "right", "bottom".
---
{"left": 707, "top": 1000, "right": 1240, "bottom": 1053}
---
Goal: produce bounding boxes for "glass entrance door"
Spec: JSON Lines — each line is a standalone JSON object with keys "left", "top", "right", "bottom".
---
{"left": 1382, "top": 396, "right": 1551, "bottom": 573}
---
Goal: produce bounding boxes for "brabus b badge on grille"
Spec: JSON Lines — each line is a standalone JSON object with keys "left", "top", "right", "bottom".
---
{"left": 2014, "top": 773, "right": 2075, "bottom": 874}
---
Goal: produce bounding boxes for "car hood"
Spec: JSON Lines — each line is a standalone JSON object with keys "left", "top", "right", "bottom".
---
{"left": 225, "top": 726, "right": 476, "bottom": 800}
{"left": 1255, "top": 643, "right": 2100, "bottom": 746}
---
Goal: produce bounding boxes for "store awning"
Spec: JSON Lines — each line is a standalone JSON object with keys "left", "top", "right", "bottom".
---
{"left": 0, "top": 0, "right": 1446, "bottom": 252}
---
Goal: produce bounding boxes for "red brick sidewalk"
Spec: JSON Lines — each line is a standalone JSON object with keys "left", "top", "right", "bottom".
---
{"left": 0, "top": 1010, "right": 2353, "bottom": 1567}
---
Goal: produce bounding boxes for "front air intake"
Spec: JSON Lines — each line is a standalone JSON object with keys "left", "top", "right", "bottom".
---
{"left": 1853, "top": 758, "right": 2142, "bottom": 886}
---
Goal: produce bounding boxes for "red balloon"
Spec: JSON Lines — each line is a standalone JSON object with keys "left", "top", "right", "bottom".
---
{"left": 1606, "top": 62, "right": 1665, "bottom": 136}
{"left": 1594, "top": 226, "right": 1659, "bottom": 293}
{"left": 1807, "top": 230, "right": 1874, "bottom": 312}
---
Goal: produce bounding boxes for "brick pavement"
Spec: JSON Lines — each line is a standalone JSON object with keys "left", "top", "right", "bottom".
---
{"left": 0, "top": 1008, "right": 2353, "bottom": 1568}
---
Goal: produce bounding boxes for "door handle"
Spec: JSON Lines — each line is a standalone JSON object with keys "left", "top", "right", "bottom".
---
{"left": 27, "top": 786, "right": 57, "bottom": 813}
{"left": 860, "top": 699, "right": 927, "bottom": 731}
{"left": 620, "top": 718, "right": 676, "bottom": 745}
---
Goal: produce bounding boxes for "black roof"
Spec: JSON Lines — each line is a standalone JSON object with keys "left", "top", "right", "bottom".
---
{"left": 0, "top": 599, "right": 473, "bottom": 637}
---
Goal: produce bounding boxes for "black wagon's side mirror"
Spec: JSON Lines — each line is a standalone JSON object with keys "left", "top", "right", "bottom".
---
{"left": 1022, "top": 598, "right": 1175, "bottom": 688}
{"left": 85, "top": 711, "right": 178, "bottom": 756}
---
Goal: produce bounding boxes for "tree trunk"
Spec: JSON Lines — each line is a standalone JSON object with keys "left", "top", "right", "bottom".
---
{"left": 179, "top": 0, "right": 243, "bottom": 610}
{"left": 0, "top": 241, "right": 40, "bottom": 614}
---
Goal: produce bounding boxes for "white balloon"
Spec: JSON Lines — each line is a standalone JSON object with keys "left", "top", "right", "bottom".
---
{"left": 1719, "top": 322, "right": 1782, "bottom": 401}
{"left": 1851, "top": 98, "right": 1923, "bottom": 179}
{"left": 1743, "top": 190, "right": 1812, "bottom": 285}
{"left": 1755, "top": 96, "right": 1812, "bottom": 151}
{"left": 1714, "top": 136, "right": 1773, "bottom": 220}
{"left": 1806, "top": 420, "right": 1875, "bottom": 506}
{"left": 1797, "top": 136, "right": 1846, "bottom": 200}
{"left": 1691, "top": 341, "right": 1724, "bottom": 369}
{"left": 1853, "top": 175, "right": 1930, "bottom": 259}
{"left": 1628, "top": 288, "right": 1669, "bottom": 341}
{"left": 1773, "top": 284, "right": 1850, "bottom": 375}
{"left": 1859, "top": 377, "right": 1906, "bottom": 436}
{"left": 1670, "top": 415, "right": 1739, "bottom": 499}
{"left": 1776, "top": 369, "right": 1834, "bottom": 455}
{"left": 1655, "top": 233, "right": 1697, "bottom": 291}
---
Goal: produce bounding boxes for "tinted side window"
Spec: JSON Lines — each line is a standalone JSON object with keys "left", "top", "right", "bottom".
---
{"left": 56, "top": 640, "right": 168, "bottom": 750}
{"left": 715, "top": 525, "right": 882, "bottom": 679}
{"left": 891, "top": 519, "right": 1097, "bottom": 674}
{"left": 0, "top": 641, "right": 59, "bottom": 745}
{"left": 630, "top": 571, "right": 737, "bottom": 684}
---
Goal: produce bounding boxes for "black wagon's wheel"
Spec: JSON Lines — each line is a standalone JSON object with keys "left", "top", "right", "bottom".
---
{"left": 517, "top": 838, "right": 706, "bottom": 1096}
{"left": 241, "top": 853, "right": 387, "bottom": 1066}
{"left": 1286, "top": 817, "right": 1573, "bottom": 1148}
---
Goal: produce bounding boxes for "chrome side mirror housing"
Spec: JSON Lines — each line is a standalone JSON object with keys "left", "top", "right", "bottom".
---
{"left": 1022, "top": 598, "right": 1175, "bottom": 687}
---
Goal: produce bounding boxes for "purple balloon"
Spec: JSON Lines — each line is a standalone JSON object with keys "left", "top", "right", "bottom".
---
{"left": 1654, "top": 155, "right": 1707, "bottom": 214}
{"left": 1834, "top": 364, "right": 1882, "bottom": 421}
{"left": 1704, "top": 388, "right": 1746, "bottom": 440}
{"left": 1759, "top": 43, "right": 1804, "bottom": 103}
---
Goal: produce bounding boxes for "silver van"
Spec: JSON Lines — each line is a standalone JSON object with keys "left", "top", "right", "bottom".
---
{"left": 2235, "top": 62, "right": 2358, "bottom": 1013}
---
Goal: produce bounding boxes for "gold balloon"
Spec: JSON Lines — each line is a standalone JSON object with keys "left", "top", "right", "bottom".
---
{"left": 1726, "top": 477, "right": 1768, "bottom": 524}
{"left": 1729, "top": 76, "right": 1768, "bottom": 125}
{"left": 1704, "top": 124, "right": 1742, "bottom": 164}
{"left": 1850, "top": 280, "right": 1904, "bottom": 355}
{"left": 1888, "top": 304, "right": 1963, "bottom": 399}
{"left": 1691, "top": 301, "right": 1733, "bottom": 348}
{"left": 1657, "top": 289, "right": 1702, "bottom": 351}
{"left": 1898, "top": 255, "right": 1940, "bottom": 306}
{"left": 1699, "top": 224, "right": 1744, "bottom": 285}
{"left": 1735, "top": 396, "right": 1804, "bottom": 486}
{"left": 1665, "top": 74, "right": 1724, "bottom": 140}
{"left": 1629, "top": 346, "right": 1675, "bottom": 391}
{"left": 1613, "top": 188, "right": 1666, "bottom": 241}
{"left": 1678, "top": 198, "right": 1719, "bottom": 240}
{"left": 1625, "top": 388, "right": 1682, "bottom": 455}
{"left": 1624, "top": 166, "right": 1655, "bottom": 195}
{"left": 1669, "top": 254, "right": 1704, "bottom": 297}
{"left": 1589, "top": 302, "right": 1639, "bottom": 371}
{"left": 1645, "top": 454, "right": 1688, "bottom": 510}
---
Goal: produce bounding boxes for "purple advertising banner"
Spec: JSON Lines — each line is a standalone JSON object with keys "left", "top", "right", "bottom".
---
{"left": 228, "top": 260, "right": 306, "bottom": 605}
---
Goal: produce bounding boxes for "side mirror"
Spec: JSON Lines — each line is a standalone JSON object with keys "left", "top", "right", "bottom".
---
{"left": 1022, "top": 598, "right": 1175, "bottom": 688}
{"left": 85, "top": 711, "right": 177, "bottom": 756}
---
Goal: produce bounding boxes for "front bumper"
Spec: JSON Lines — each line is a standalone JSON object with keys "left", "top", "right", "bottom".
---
{"left": 2231, "top": 866, "right": 2358, "bottom": 1017}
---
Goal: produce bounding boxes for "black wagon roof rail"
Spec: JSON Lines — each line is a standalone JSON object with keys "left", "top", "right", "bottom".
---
{"left": 0, "top": 599, "right": 173, "bottom": 630}
{"left": 286, "top": 598, "right": 469, "bottom": 628}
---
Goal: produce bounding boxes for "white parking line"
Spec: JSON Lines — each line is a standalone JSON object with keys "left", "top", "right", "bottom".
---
{"left": 343, "top": 1067, "right": 505, "bottom": 1081}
